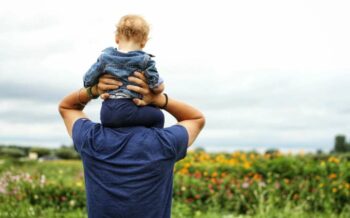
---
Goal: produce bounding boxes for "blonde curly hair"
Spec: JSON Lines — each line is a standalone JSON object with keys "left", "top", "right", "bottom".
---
{"left": 116, "top": 15, "right": 150, "bottom": 48}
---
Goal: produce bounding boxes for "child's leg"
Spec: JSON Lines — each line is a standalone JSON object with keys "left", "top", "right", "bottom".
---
{"left": 100, "top": 99, "right": 128, "bottom": 127}
{"left": 100, "top": 99, "right": 164, "bottom": 128}
{"left": 130, "top": 105, "right": 165, "bottom": 128}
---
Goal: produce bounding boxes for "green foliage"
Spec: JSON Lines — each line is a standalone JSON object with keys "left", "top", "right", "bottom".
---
{"left": 29, "top": 147, "right": 51, "bottom": 158}
{"left": 334, "top": 135, "right": 350, "bottom": 153}
{"left": 55, "top": 147, "right": 80, "bottom": 160}
{"left": 0, "top": 147, "right": 26, "bottom": 158}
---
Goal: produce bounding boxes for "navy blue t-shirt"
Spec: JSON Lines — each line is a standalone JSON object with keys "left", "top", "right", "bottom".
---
{"left": 72, "top": 118, "right": 188, "bottom": 218}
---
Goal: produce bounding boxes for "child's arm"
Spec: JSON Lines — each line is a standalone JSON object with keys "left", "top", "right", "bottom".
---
{"left": 144, "top": 57, "right": 166, "bottom": 94}
{"left": 152, "top": 83, "right": 164, "bottom": 94}
{"left": 83, "top": 54, "right": 105, "bottom": 87}
{"left": 144, "top": 58, "right": 160, "bottom": 89}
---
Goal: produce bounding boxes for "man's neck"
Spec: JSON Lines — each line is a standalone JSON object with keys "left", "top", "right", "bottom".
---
{"left": 118, "top": 41, "right": 142, "bottom": 52}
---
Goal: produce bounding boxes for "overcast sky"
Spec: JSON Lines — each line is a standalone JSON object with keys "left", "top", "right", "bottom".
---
{"left": 1, "top": 0, "right": 349, "bottom": 152}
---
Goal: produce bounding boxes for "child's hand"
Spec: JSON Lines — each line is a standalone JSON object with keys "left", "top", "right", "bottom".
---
{"left": 96, "top": 74, "right": 123, "bottom": 99}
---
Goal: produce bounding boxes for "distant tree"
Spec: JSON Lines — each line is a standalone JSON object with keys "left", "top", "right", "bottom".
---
{"left": 0, "top": 147, "right": 26, "bottom": 158}
{"left": 265, "top": 148, "right": 279, "bottom": 155}
{"left": 30, "top": 147, "right": 51, "bottom": 157}
{"left": 7, "top": 145, "right": 30, "bottom": 156}
{"left": 316, "top": 149, "right": 324, "bottom": 155}
{"left": 194, "top": 147, "right": 206, "bottom": 153}
{"left": 55, "top": 146, "right": 80, "bottom": 159}
{"left": 334, "top": 135, "right": 349, "bottom": 153}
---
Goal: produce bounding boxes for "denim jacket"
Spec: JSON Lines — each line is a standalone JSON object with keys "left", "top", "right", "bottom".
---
{"left": 83, "top": 47, "right": 162, "bottom": 99}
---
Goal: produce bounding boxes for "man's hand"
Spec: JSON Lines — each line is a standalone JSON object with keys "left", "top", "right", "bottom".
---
{"left": 127, "top": 72, "right": 165, "bottom": 107}
{"left": 96, "top": 74, "right": 123, "bottom": 99}
{"left": 96, "top": 72, "right": 166, "bottom": 107}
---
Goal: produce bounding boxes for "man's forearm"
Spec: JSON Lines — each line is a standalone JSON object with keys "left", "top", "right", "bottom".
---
{"left": 152, "top": 94, "right": 204, "bottom": 123}
{"left": 59, "top": 88, "right": 91, "bottom": 113}
{"left": 152, "top": 94, "right": 205, "bottom": 146}
{"left": 58, "top": 87, "right": 99, "bottom": 137}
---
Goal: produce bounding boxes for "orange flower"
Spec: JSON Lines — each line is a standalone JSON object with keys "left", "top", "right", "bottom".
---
{"left": 328, "top": 173, "right": 337, "bottom": 179}
{"left": 253, "top": 174, "right": 262, "bottom": 181}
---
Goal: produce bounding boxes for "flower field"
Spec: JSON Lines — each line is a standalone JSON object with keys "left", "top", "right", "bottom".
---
{"left": 0, "top": 151, "right": 350, "bottom": 218}
{"left": 173, "top": 151, "right": 350, "bottom": 217}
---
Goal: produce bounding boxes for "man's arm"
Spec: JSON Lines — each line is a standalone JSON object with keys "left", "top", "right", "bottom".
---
{"left": 127, "top": 72, "right": 205, "bottom": 146}
{"left": 58, "top": 80, "right": 122, "bottom": 137}
{"left": 162, "top": 97, "right": 205, "bottom": 146}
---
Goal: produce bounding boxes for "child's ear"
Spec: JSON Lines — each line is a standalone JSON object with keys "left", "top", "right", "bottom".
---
{"left": 115, "top": 36, "right": 119, "bottom": 44}
{"left": 140, "top": 39, "right": 147, "bottom": 48}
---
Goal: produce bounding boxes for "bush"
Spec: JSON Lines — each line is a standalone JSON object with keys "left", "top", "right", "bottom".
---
{"left": 0, "top": 147, "right": 26, "bottom": 158}
{"left": 29, "top": 147, "right": 51, "bottom": 158}
{"left": 55, "top": 147, "right": 80, "bottom": 160}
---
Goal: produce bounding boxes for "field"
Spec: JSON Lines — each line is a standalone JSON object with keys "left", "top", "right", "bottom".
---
{"left": 0, "top": 151, "right": 350, "bottom": 218}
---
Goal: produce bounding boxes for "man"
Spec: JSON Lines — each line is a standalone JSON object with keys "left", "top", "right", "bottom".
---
{"left": 58, "top": 72, "right": 205, "bottom": 218}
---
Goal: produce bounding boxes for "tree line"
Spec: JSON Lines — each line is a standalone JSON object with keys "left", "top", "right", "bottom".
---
{"left": 0, "top": 145, "right": 80, "bottom": 160}
{"left": 0, "top": 134, "right": 349, "bottom": 159}
{"left": 333, "top": 135, "right": 350, "bottom": 153}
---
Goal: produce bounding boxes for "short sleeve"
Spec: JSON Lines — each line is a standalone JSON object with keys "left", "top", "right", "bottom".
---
{"left": 160, "top": 125, "right": 189, "bottom": 161}
{"left": 72, "top": 118, "right": 96, "bottom": 154}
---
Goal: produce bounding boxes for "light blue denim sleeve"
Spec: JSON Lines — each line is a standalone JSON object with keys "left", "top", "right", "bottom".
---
{"left": 144, "top": 58, "right": 160, "bottom": 89}
{"left": 83, "top": 54, "right": 105, "bottom": 87}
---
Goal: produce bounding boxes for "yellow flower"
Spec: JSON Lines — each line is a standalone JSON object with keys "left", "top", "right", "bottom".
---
{"left": 328, "top": 156, "right": 340, "bottom": 164}
{"left": 320, "top": 161, "right": 326, "bottom": 167}
{"left": 332, "top": 188, "right": 337, "bottom": 193}
{"left": 243, "top": 162, "right": 251, "bottom": 169}
{"left": 184, "top": 163, "right": 191, "bottom": 168}
{"left": 346, "top": 183, "right": 350, "bottom": 189}
{"left": 249, "top": 153, "right": 255, "bottom": 160}
{"left": 319, "top": 183, "right": 324, "bottom": 188}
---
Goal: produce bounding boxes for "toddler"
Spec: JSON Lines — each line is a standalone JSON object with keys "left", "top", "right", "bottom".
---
{"left": 83, "top": 15, "right": 165, "bottom": 128}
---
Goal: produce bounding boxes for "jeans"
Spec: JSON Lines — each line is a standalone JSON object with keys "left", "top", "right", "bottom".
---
{"left": 100, "top": 99, "right": 164, "bottom": 128}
